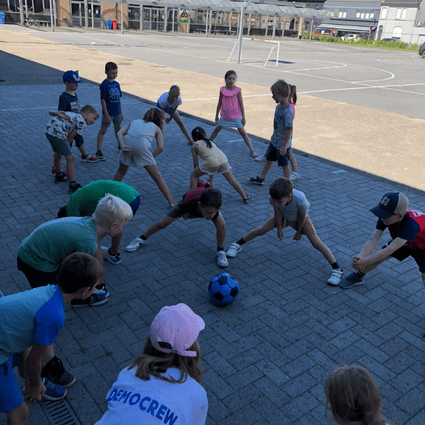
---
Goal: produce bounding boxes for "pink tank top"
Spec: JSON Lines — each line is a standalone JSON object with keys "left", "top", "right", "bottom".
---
{"left": 220, "top": 86, "right": 242, "bottom": 120}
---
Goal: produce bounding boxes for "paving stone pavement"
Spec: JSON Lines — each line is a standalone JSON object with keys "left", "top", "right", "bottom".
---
{"left": 1, "top": 78, "right": 425, "bottom": 425}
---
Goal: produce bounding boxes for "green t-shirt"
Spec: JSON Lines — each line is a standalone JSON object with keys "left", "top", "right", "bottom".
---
{"left": 66, "top": 180, "right": 139, "bottom": 217}
{"left": 18, "top": 217, "right": 98, "bottom": 272}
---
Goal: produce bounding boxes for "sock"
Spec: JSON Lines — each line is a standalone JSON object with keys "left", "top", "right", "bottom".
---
{"left": 140, "top": 235, "right": 148, "bottom": 241}
{"left": 331, "top": 262, "right": 340, "bottom": 269}
{"left": 356, "top": 271, "right": 365, "bottom": 278}
{"left": 217, "top": 247, "right": 224, "bottom": 252}
{"left": 236, "top": 238, "right": 246, "bottom": 246}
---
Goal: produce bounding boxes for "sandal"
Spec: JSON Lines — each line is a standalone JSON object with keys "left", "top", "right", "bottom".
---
{"left": 243, "top": 195, "right": 251, "bottom": 204}
{"left": 250, "top": 150, "right": 258, "bottom": 158}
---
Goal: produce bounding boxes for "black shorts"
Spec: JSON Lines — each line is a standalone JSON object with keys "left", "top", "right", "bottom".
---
{"left": 17, "top": 256, "right": 58, "bottom": 289}
{"left": 388, "top": 244, "right": 425, "bottom": 273}
{"left": 265, "top": 144, "right": 291, "bottom": 167}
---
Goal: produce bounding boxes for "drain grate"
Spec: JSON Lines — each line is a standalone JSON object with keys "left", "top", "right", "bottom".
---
{"left": 39, "top": 399, "right": 81, "bottom": 425}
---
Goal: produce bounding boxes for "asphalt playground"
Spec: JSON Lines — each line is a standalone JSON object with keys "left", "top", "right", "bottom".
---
{"left": 1, "top": 25, "right": 425, "bottom": 425}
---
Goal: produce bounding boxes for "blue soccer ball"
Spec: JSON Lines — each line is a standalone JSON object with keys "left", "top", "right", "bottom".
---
{"left": 208, "top": 273, "right": 240, "bottom": 305}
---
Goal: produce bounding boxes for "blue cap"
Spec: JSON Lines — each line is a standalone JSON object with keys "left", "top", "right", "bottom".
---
{"left": 370, "top": 192, "right": 409, "bottom": 219}
{"left": 63, "top": 71, "right": 83, "bottom": 83}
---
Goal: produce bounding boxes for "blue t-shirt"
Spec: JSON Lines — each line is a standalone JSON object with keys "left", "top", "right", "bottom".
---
{"left": 100, "top": 80, "right": 122, "bottom": 116}
{"left": 0, "top": 285, "right": 65, "bottom": 364}
{"left": 58, "top": 92, "right": 80, "bottom": 113}
{"left": 271, "top": 104, "right": 293, "bottom": 150}
{"left": 269, "top": 189, "right": 310, "bottom": 221}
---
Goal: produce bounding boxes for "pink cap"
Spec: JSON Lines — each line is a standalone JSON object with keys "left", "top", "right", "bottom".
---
{"left": 150, "top": 304, "right": 205, "bottom": 358}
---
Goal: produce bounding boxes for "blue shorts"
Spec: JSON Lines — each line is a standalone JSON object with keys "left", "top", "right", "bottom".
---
{"left": 17, "top": 256, "right": 58, "bottom": 289}
{"left": 0, "top": 353, "right": 24, "bottom": 413}
{"left": 266, "top": 144, "right": 291, "bottom": 167}
{"left": 101, "top": 114, "right": 122, "bottom": 128}
{"left": 46, "top": 133, "right": 72, "bottom": 156}
{"left": 129, "top": 196, "right": 141, "bottom": 219}
{"left": 388, "top": 244, "right": 425, "bottom": 272}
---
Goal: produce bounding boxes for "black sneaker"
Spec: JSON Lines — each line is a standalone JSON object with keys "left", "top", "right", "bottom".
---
{"left": 247, "top": 176, "right": 265, "bottom": 185}
{"left": 71, "top": 293, "right": 108, "bottom": 308}
{"left": 41, "top": 356, "right": 76, "bottom": 388}
{"left": 68, "top": 183, "right": 82, "bottom": 194}
{"left": 96, "top": 150, "right": 105, "bottom": 161}
{"left": 54, "top": 172, "right": 69, "bottom": 184}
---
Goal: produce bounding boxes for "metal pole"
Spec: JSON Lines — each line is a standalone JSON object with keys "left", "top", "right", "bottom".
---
{"left": 84, "top": 0, "right": 88, "bottom": 28}
{"left": 120, "top": 2, "right": 123, "bottom": 33}
{"left": 237, "top": 3, "right": 245, "bottom": 63}
{"left": 49, "top": 0, "right": 54, "bottom": 30}
{"left": 19, "top": 0, "right": 24, "bottom": 23}
{"left": 272, "top": 16, "right": 276, "bottom": 39}
{"left": 205, "top": 9, "right": 208, "bottom": 35}
{"left": 172, "top": 7, "right": 174, "bottom": 32}
{"left": 91, "top": 0, "right": 94, "bottom": 27}
{"left": 309, "top": 19, "right": 312, "bottom": 40}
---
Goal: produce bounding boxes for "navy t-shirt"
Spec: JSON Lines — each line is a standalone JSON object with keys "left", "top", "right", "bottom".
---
{"left": 58, "top": 92, "right": 80, "bottom": 113}
{"left": 100, "top": 80, "right": 122, "bottom": 116}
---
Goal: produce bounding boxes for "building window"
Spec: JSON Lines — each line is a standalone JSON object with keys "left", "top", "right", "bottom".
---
{"left": 365, "top": 13, "right": 370, "bottom": 19}
{"left": 393, "top": 26, "right": 402, "bottom": 37}
{"left": 381, "top": 7, "right": 388, "bottom": 20}
{"left": 401, "top": 8, "right": 407, "bottom": 19}
{"left": 361, "top": 12, "right": 365, "bottom": 19}
{"left": 396, "top": 8, "right": 402, "bottom": 19}
{"left": 370, "top": 13, "right": 374, "bottom": 19}
{"left": 356, "top": 11, "right": 360, "bottom": 18}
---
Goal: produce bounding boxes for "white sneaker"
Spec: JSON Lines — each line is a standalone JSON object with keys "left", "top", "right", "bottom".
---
{"left": 254, "top": 154, "right": 267, "bottom": 162}
{"left": 216, "top": 251, "right": 229, "bottom": 267}
{"left": 290, "top": 172, "right": 301, "bottom": 181}
{"left": 226, "top": 242, "right": 242, "bottom": 258}
{"left": 125, "top": 237, "right": 147, "bottom": 252}
{"left": 327, "top": 268, "right": 344, "bottom": 286}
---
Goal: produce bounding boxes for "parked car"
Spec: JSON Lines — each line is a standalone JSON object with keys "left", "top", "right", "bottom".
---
{"left": 341, "top": 34, "right": 360, "bottom": 42}
{"left": 383, "top": 37, "right": 400, "bottom": 42}
{"left": 419, "top": 42, "right": 425, "bottom": 58}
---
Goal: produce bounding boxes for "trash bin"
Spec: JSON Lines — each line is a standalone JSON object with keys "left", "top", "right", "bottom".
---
{"left": 106, "top": 19, "right": 112, "bottom": 29}
{"left": 112, "top": 19, "right": 117, "bottom": 30}
{"left": 0, "top": 12, "right": 5, "bottom": 24}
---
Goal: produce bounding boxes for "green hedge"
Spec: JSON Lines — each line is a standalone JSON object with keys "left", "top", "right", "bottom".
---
{"left": 302, "top": 32, "right": 418, "bottom": 51}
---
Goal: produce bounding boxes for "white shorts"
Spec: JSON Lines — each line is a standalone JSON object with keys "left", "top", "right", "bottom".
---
{"left": 199, "top": 162, "right": 231, "bottom": 175}
{"left": 119, "top": 139, "right": 156, "bottom": 168}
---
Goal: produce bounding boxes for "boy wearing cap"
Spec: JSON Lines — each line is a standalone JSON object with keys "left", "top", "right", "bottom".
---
{"left": 95, "top": 303, "right": 208, "bottom": 425}
{"left": 340, "top": 192, "right": 425, "bottom": 289}
{"left": 51, "top": 71, "right": 98, "bottom": 177}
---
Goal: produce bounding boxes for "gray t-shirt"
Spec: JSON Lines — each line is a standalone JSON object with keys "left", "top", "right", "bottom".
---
{"left": 269, "top": 189, "right": 310, "bottom": 221}
{"left": 271, "top": 104, "right": 293, "bottom": 150}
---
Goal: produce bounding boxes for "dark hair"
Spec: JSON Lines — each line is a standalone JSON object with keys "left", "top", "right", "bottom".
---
{"left": 199, "top": 188, "right": 222, "bottom": 209}
{"left": 290, "top": 85, "right": 297, "bottom": 105}
{"left": 269, "top": 178, "right": 293, "bottom": 200}
{"left": 192, "top": 127, "right": 213, "bottom": 149}
{"left": 143, "top": 107, "right": 165, "bottom": 131}
{"left": 324, "top": 365, "right": 387, "bottom": 425}
{"left": 57, "top": 206, "right": 67, "bottom": 218}
{"left": 270, "top": 80, "right": 290, "bottom": 98}
{"left": 225, "top": 70, "right": 237, "bottom": 80}
{"left": 105, "top": 62, "right": 118, "bottom": 72}
{"left": 81, "top": 105, "right": 99, "bottom": 119}
{"left": 169, "top": 85, "right": 180, "bottom": 96}
{"left": 57, "top": 253, "right": 103, "bottom": 294}
{"left": 129, "top": 337, "right": 203, "bottom": 384}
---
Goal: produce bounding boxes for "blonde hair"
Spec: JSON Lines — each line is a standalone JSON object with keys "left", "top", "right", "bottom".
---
{"left": 129, "top": 337, "right": 203, "bottom": 384}
{"left": 324, "top": 365, "right": 388, "bottom": 425}
{"left": 92, "top": 194, "right": 133, "bottom": 227}
{"left": 81, "top": 105, "right": 99, "bottom": 119}
{"left": 270, "top": 79, "right": 290, "bottom": 97}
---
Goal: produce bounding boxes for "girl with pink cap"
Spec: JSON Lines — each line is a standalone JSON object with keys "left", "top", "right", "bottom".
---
{"left": 95, "top": 303, "right": 207, "bottom": 425}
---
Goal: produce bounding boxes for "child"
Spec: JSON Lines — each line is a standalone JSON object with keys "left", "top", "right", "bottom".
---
{"left": 126, "top": 187, "right": 229, "bottom": 267}
{"left": 190, "top": 127, "right": 251, "bottom": 204}
{"left": 96, "top": 62, "right": 123, "bottom": 161}
{"left": 324, "top": 365, "right": 391, "bottom": 425}
{"left": 46, "top": 106, "right": 99, "bottom": 194}
{"left": 0, "top": 253, "right": 103, "bottom": 425}
{"left": 340, "top": 191, "right": 425, "bottom": 289}
{"left": 210, "top": 70, "right": 257, "bottom": 158}
{"left": 17, "top": 194, "right": 133, "bottom": 306}
{"left": 288, "top": 84, "right": 301, "bottom": 181}
{"left": 94, "top": 303, "right": 208, "bottom": 425}
{"left": 226, "top": 178, "right": 344, "bottom": 285}
{"left": 156, "top": 85, "right": 193, "bottom": 145}
{"left": 57, "top": 180, "right": 141, "bottom": 265}
{"left": 113, "top": 107, "right": 175, "bottom": 207}
{"left": 248, "top": 80, "right": 292, "bottom": 185}
{"left": 51, "top": 70, "right": 98, "bottom": 177}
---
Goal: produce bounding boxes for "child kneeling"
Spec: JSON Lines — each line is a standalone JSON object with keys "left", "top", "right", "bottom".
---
{"left": 226, "top": 178, "right": 344, "bottom": 285}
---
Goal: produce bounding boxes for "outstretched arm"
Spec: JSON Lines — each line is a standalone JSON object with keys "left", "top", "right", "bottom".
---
{"left": 117, "top": 123, "right": 131, "bottom": 151}
{"left": 212, "top": 213, "right": 226, "bottom": 248}
{"left": 237, "top": 91, "right": 246, "bottom": 126}
{"left": 215, "top": 92, "right": 223, "bottom": 124}
{"left": 49, "top": 110, "right": 70, "bottom": 121}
